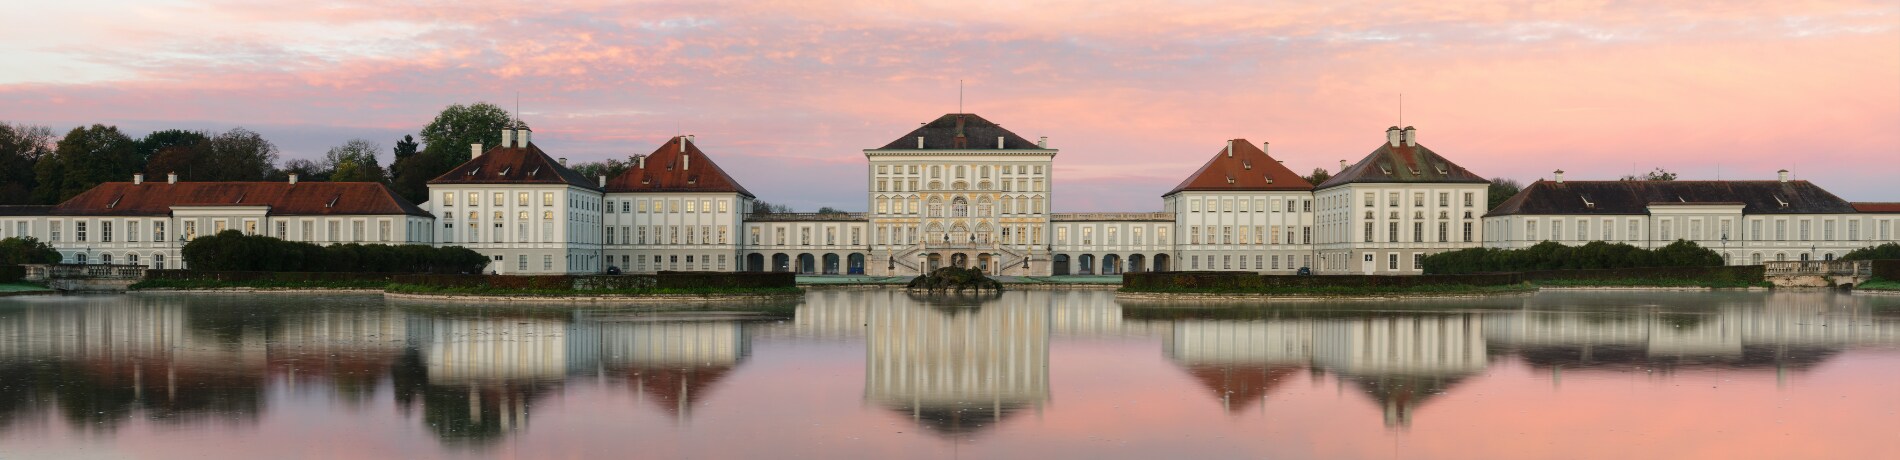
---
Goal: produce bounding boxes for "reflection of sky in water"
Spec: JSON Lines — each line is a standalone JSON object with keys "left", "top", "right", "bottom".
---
{"left": 1, "top": 291, "right": 1898, "bottom": 459}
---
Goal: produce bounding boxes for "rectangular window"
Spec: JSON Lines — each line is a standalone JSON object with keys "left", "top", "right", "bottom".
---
{"left": 1463, "top": 192, "right": 1474, "bottom": 207}
{"left": 76, "top": 221, "right": 87, "bottom": 242}
{"left": 518, "top": 255, "right": 528, "bottom": 271}
{"left": 127, "top": 222, "right": 140, "bottom": 242}
{"left": 1438, "top": 222, "right": 1448, "bottom": 243}
{"left": 1388, "top": 222, "right": 1398, "bottom": 242}
{"left": 1363, "top": 222, "right": 1374, "bottom": 243}
{"left": 1438, "top": 193, "right": 1448, "bottom": 207}
{"left": 543, "top": 193, "right": 554, "bottom": 206}
{"left": 544, "top": 255, "right": 553, "bottom": 270}
{"left": 443, "top": 192, "right": 455, "bottom": 206}
{"left": 275, "top": 221, "right": 287, "bottom": 239}
{"left": 1388, "top": 253, "right": 1399, "bottom": 270}
{"left": 686, "top": 200, "right": 697, "bottom": 213}
{"left": 1463, "top": 222, "right": 1473, "bottom": 242}
{"left": 379, "top": 221, "right": 391, "bottom": 241}
{"left": 1413, "top": 253, "right": 1424, "bottom": 270}
{"left": 1413, "top": 222, "right": 1423, "bottom": 242}
{"left": 101, "top": 221, "right": 113, "bottom": 242}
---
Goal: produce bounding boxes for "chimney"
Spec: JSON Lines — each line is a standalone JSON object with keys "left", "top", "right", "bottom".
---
{"left": 917, "top": 136, "right": 925, "bottom": 148}
{"left": 1038, "top": 136, "right": 1047, "bottom": 148}
{"left": 1225, "top": 140, "right": 1234, "bottom": 157}
{"left": 1386, "top": 126, "right": 1403, "bottom": 147}
{"left": 1262, "top": 141, "right": 1270, "bottom": 155}
{"left": 471, "top": 143, "right": 483, "bottom": 159}
{"left": 167, "top": 172, "right": 178, "bottom": 184}
{"left": 598, "top": 175, "right": 606, "bottom": 188}
{"left": 520, "top": 128, "right": 531, "bottom": 146}
{"left": 1554, "top": 169, "right": 1564, "bottom": 184}
{"left": 1402, "top": 126, "right": 1417, "bottom": 146}
{"left": 289, "top": 173, "right": 299, "bottom": 185}
{"left": 133, "top": 173, "right": 144, "bottom": 185}
{"left": 501, "top": 129, "right": 514, "bottom": 148}
{"left": 1778, "top": 169, "right": 1790, "bottom": 183}
{"left": 636, "top": 155, "right": 646, "bottom": 169}
{"left": 687, "top": 134, "right": 695, "bottom": 145}
{"left": 1340, "top": 159, "right": 1349, "bottom": 172}
{"left": 679, "top": 136, "right": 687, "bottom": 153}
{"left": 558, "top": 157, "right": 567, "bottom": 166}
{"left": 682, "top": 152, "right": 690, "bottom": 170}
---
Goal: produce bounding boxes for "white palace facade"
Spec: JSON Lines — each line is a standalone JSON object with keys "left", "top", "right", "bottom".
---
{"left": 3, "top": 112, "right": 1897, "bottom": 275}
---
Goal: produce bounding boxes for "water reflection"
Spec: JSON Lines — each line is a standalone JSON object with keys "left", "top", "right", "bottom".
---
{"left": 1, "top": 290, "right": 1899, "bottom": 458}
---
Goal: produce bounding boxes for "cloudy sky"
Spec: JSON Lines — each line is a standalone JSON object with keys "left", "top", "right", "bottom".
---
{"left": 3, "top": 0, "right": 1896, "bottom": 211}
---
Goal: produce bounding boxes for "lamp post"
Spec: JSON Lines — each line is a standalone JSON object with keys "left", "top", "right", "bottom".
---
{"left": 1721, "top": 234, "right": 1729, "bottom": 265}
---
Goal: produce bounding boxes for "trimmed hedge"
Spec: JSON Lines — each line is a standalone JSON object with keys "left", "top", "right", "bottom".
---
{"left": 0, "top": 264, "right": 23, "bottom": 283}
{"left": 1874, "top": 260, "right": 1900, "bottom": 281}
{"left": 1422, "top": 240, "right": 1723, "bottom": 274}
{"left": 0, "top": 237, "right": 61, "bottom": 266}
{"left": 1124, "top": 271, "right": 1524, "bottom": 291}
{"left": 181, "top": 230, "right": 488, "bottom": 273}
{"left": 391, "top": 272, "right": 795, "bottom": 292}
{"left": 1518, "top": 265, "right": 1765, "bottom": 284}
{"left": 145, "top": 270, "right": 396, "bottom": 282}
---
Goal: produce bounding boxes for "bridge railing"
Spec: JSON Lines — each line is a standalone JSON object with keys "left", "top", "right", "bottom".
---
{"left": 21, "top": 264, "right": 149, "bottom": 281}
{"left": 1762, "top": 260, "right": 1871, "bottom": 277}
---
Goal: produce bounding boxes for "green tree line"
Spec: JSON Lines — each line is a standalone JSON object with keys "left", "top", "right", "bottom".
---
{"left": 181, "top": 230, "right": 489, "bottom": 273}
{"left": 0, "top": 102, "right": 546, "bottom": 205}
{"left": 1422, "top": 240, "right": 1724, "bottom": 274}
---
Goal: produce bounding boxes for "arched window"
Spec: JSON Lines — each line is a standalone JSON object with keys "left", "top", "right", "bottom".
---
{"left": 931, "top": 165, "right": 941, "bottom": 178}
{"left": 976, "top": 197, "right": 992, "bottom": 216}
{"left": 952, "top": 197, "right": 969, "bottom": 217}
{"left": 1001, "top": 199, "right": 1013, "bottom": 215}
{"left": 928, "top": 198, "right": 944, "bottom": 218}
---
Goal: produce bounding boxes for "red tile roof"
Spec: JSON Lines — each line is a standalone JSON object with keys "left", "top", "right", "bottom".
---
{"left": 1852, "top": 202, "right": 1900, "bottom": 213}
{"left": 1164, "top": 139, "right": 1312, "bottom": 196}
{"left": 604, "top": 136, "right": 755, "bottom": 197}
{"left": 428, "top": 142, "right": 601, "bottom": 190}
{"left": 51, "top": 181, "right": 430, "bottom": 217}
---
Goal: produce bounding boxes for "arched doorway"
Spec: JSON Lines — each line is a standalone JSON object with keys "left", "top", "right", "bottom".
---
{"left": 1129, "top": 254, "right": 1146, "bottom": 273}
{"left": 1079, "top": 254, "right": 1095, "bottom": 275}
{"left": 1153, "top": 254, "right": 1171, "bottom": 272}
{"left": 927, "top": 253, "right": 942, "bottom": 271}
{"left": 847, "top": 253, "right": 865, "bottom": 275}
{"left": 951, "top": 253, "right": 968, "bottom": 268}
{"left": 772, "top": 253, "right": 791, "bottom": 272}
{"left": 1103, "top": 254, "right": 1121, "bottom": 275}
{"left": 977, "top": 253, "right": 992, "bottom": 273}
{"left": 822, "top": 253, "right": 840, "bottom": 275}
{"left": 747, "top": 253, "right": 765, "bottom": 272}
{"left": 798, "top": 254, "right": 817, "bottom": 274}
{"left": 1053, "top": 254, "right": 1071, "bottom": 276}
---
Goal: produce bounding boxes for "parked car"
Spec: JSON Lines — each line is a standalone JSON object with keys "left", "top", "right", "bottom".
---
{"left": 1296, "top": 267, "right": 1312, "bottom": 276}
{"left": 605, "top": 266, "right": 622, "bottom": 275}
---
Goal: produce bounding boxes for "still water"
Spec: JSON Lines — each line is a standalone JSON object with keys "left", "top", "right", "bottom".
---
{"left": 2, "top": 289, "right": 1899, "bottom": 459}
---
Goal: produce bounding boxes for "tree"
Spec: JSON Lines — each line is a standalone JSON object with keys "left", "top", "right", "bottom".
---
{"left": 569, "top": 158, "right": 632, "bottom": 180}
{"left": 1302, "top": 167, "right": 1331, "bottom": 185}
{"left": 391, "top": 102, "right": 517, "bottom": 203}
{"left": 137, "top": 129, "right": 208, "bottom": 164}
{"left": 1841, "top": 243, "right": 1900, "bottom": 261}
{"left": 41, "top": 124, "right": 140, "bottom": 203}
{"left": 273, "top": 158, "right": 332, "bottom": 182}
{"left": 816, "top": 206, "right": 846, "bottom": 215}
{"left": 1621, "top": 167, "right": 1678, "bottom": 181}
{"left": 324, "top": 139, "right": 388, "bottom": 183}
{"left": 1486, "top": 178, "right": 1520, "bottom": 211}
{"left": 393, "top": 135, "right": 418, "bottom": 161}
{"left": 197, "top": 127, "right": 279, "bottom": 181}
{"left": 0, "top": 236, "right": 61, "bottom": 265}
{"left": 0, "top": 123, "right": 54, "bottom": 205}
{"left": 750, "top": 200, "right": 793, "bottom": 214}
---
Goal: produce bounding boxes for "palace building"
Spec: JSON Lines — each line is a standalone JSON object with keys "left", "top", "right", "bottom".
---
{"left": 5, "top": 112, "right": 1897, "bottom": 275}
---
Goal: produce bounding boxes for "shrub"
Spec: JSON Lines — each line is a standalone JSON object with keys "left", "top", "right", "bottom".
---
{"left": 1842, "top": 243, "right": 1900, "bottom": 261}
{"left": 1422, "top": 240, "right": 1724, "bottom": 274}
{"left": 181, "top": 230, "right": 489, "bottom": 273}
{"left": 0, "top": 264, "right": 24, "bottom": 283}
{"left": 0, "top": 237, "right": 61, "bottom": 265}
{"left": 908, "top": 267, "right": 1003, "bottom": 291}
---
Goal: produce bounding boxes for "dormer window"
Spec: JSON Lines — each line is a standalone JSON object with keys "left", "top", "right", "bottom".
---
{"left": 1379, "top": 164, "right": 1392, "bottom": 174}
{"left": 1242, "top": 160, "right": 1252, "bottom": 170}
{"left": 1408, "top": 167, "right": 1419, "bottom": 175}
{"left": 528, "top": 167, "right": 540, "bottom": 177}
{"left": 326, "top": 195, "right": 339, "bottom": 208}
{"left": 688, "top": 176, "right": 698, "bottom": 185}
{"left": 1581, "top": 195, "right": 1595, "bottom": 209}
{"left": 499, "top": 167, "right": 511, "bottom": 176}
{"left": 108, "top": 195, "right": 122, "bottom": 209}
{"left": 1774, "top": 195, "right": 1789, "bottom": 208}
{"left": 642, "top": 178, "right": 650, "bottom": 185}
{"left": 466, "top": 167, "right": 479, "bottom": 176}
{"left": 234, "top": 192, "right": 246, "bottom": 203}
{"left": 1225, "top": 175, "right": 1235, "bottom": 184}
{"left": 1265, "top": 176, "right": 1274, "bottom": 184}
{"left": 1435, "top": 164, "right": 1448, "bottom": 174}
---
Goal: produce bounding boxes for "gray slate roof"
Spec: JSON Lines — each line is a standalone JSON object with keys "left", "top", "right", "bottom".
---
{"left": 876, "top": 114, "right": 1046, "bottom": 150}
{"left": 1486, "top": 180, "right": 1859, "bottom": 217}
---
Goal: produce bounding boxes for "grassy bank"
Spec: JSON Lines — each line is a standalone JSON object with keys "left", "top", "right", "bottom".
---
{"left": 1119, "top": 283, "right": 1536, "bottom": 297}
{"left": 1533, "top": 278, "right": 1770, "bottom": 289}
{"left": 0, "top": 282, "right": 53, "bottom": 293}
{"left": 384, "top": 283, "right": 803, "bottom": 297}
{"left": 130, "top": 278, "right": 389, "bottom": 290}
{"left": 1859, "top": 279, "right": 1900, "bottom": 291}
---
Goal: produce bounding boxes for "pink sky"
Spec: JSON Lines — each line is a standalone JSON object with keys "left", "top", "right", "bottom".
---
{"left": 2, "top": 0, "right": 1896, "bottom": 211}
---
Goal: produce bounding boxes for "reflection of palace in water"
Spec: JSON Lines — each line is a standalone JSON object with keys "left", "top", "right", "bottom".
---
{"left": 0, "top": 296, "right": 754, "bottom": 446}
{"left": 1142, "top": 292, "right": 1900, "bottom": 428}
